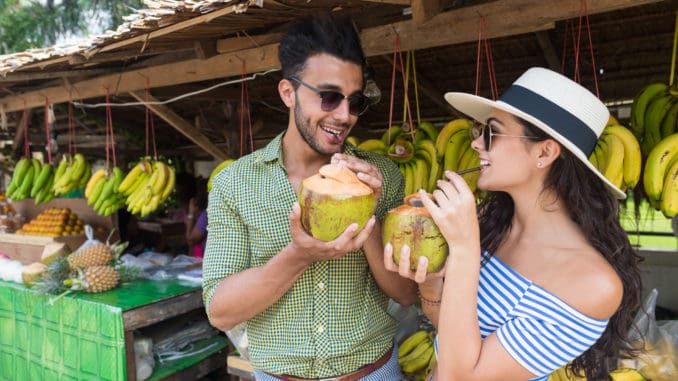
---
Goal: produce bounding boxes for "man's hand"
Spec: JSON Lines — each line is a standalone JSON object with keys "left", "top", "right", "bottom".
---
{"left": 331, "top": 153, "right": 383, "bottom": 203}
{"left": 287, "top": 202, "right": 377, "bottom": 264}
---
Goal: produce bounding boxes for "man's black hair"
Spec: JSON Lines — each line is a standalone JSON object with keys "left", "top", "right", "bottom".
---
{"left": 278, "top": 13, "right": 366, "bottom": 83}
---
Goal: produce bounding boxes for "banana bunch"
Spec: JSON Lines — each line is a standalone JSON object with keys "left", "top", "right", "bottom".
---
{"left": 548, "top": 365, "right": 646, "bottom": 381}
{"left": 384, "top": 123, "right": 440, "bottom": 194}
{"left": 119, "top": 158, "right": 176, "bottom": 217}
{"left": 588, "top": 122, "right": 642, "bottom": 192}
{"left": 398, "top": 330, "right": 436, "bottom": 380}
{"left": 85, "top": 167, "right": 126, "bottom": 216}
{"left": 7, "top": 158, "right": 55, "bottom": 203}
{"left": 629, "top": 82, "right": 678, "bottom": 155}
{"left": 642, "top": 133, "right": 678, "bottom": 217}
{"left": 52, "top": 153, "right": 91, "bottom": 196}
{"left": 436, "top": 118, "right": 480, "bottom": 192}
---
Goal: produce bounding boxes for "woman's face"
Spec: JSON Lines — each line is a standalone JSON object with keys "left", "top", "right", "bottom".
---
{"left": 471, "top": 109, "right": 538, "bottom": 193}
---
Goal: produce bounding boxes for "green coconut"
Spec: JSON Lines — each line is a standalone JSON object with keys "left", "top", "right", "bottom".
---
{"left": 382, "top": 194, "right": 448, "bottom": 272}
{"left": 299, "top": 163, "right": 375, "bottom": 241}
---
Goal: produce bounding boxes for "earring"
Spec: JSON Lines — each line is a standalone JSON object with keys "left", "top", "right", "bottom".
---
{"left": 537, "top": 161, "right": 543, "bottom": 168}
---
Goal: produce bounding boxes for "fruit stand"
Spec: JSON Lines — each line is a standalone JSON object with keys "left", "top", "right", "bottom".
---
{"left": 0, "top": 278, "right": 228, "bottom": 381}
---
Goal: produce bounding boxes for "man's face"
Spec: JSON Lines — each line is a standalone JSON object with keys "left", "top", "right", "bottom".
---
{"left": 289, "top": 54, "right": 364, "bottom": 155}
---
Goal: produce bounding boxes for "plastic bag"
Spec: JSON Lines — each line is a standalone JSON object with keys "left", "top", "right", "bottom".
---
{"left": 226, "top": 322, "right": 250, "bottom": 360}
{"left": 620, "top": 288, "right": 678, "bottom": 380}
{"left": 74, "top": 225, "right": 102, "bottom": 252}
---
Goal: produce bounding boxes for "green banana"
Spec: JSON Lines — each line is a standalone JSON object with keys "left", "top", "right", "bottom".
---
{"left": 642, "top": 92, "right": 674, "bottom": 155}
{"left": 413, "top": 157, "right": 429, "bottom": 193}
{"left": 593, "top": 139, "right": 609, "bottom": 175}
{"left": 588, "top": 149, "right": 599, "bottom": 169}
{"left": 399, "top": 330, "right": 431, "bottom": 358}
{"left": 630, "top": 82, "right": 669, "bottom": 140}
{"left": 382, "top": 125, "right": 404, "bottom": 146}
{"left": 16, "top": 165, "right": 35, "bottom": 201}
{"left": 418, "top": 121, "right": 439, "bottom": 143}
{"left": 401, "top": 344, "right": 434, "bottom": 374}
{"left": 404, "top": 161, "right": 416, "bottom": 195}
{"left": 603, "top": 125, "right": 642, "bottom": 189}
{"left": 7, "top": 158, "right": 30, "bottom": 196}
{"left": 387, "top": 138, "right": 415, "bottom": 164}
{"left": 87, "top": 176, "right": 108, "bottom": 206}
{"left": 458, "top": 146, "right": 480, "bottom": 192}
{"left": 643, "top": 133, "right": 678, "bottom": 201}
{"left": 34, "top": 173, "right": 54, "bottom": 205}
{"left": 660, "top": 101, "right": 678, "bottom": 139}
{"left": 345, "top": 136, "right": 360, "bottom": 147}
{"left": 660, "top": 159, "right": 678, "bottom": 218}
{"left": 435, "top": 118, "right": 473, "bottom": 160}
{"left": 30, "top": 163, "right": 53, "bottom": 198}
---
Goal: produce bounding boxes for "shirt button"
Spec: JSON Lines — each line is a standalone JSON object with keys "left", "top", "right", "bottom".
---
{"left": 317, "top": 325, "right": 324, "bottom": 333}
{"left": 318, "top": 282, "right": 325, "bottom": 290}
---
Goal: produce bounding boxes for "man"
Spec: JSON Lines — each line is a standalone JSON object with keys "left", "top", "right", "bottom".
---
{"left": 203, "top": 13, "right": 417, "bottom": 381}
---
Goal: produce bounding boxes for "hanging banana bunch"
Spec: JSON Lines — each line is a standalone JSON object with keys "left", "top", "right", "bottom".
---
{"left": 119, "top": 158, "right": 176, "bottom": 218}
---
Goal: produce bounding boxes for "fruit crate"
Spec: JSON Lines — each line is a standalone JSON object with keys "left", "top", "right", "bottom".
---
{"left": 0, "top": 198, "right": 117, "bottom": 264}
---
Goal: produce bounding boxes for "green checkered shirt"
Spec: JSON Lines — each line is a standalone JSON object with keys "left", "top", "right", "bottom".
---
{"left": 203, "top": 132, "right": 405, "bottom": 378}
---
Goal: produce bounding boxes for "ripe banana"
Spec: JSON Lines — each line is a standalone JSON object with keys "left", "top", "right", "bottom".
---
{"left": 435, "top": 118, "right": 473, "bottom": 160}
{"left": 603, "top": 125, "right": 642, "bottom": 189}
{"left": 630, "top": 82, "right": 668, "bottom": 140}
{"left": 660, "top": 101, "right": 678, "bottom": 139}
{"left": 600, "top": 133, "right": 625, "bottom": 189}
{"left": 660, "top": 159, "right": 678, "bottom": 218}
{"left": 399, "top": 340, "right": 433, "bottom": 371}
{"left": 642, "top": 92, "right": 674, "bottom": 155}
{"left": 345, "top": 136, "right": 360, "bottom": 147}
{"left": 357, "top": 139, "right": 386, "bottom": 154}
{"left": 399, "top": 330, "right": 430, "bottom": 358}
{"left": 85, "top": 169, "right": 107, "bottom": 199}
{"left": 119, "top": 162, "right": 146, "bottom": 194}
{"left": 399, "top": 336, "right": 432, "bottom": 366}
{"left": 443, "top": 129, "right": 471, "bottom": 173}
{"left": 458, "top": 146, "right": 480, "bottom": 192}
{"left": 643, "top": 133, "right": 678, "bottom": 201}
{"left": 160, "top": 165, "right": 176, "bottom": 200}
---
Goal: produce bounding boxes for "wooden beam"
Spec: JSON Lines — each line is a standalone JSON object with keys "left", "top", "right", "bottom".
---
{"left": 128, "top": 91, "right": 229, "bottom": 161}
{"left": 411, "top": 0, "right": 442, "bottom": 26}
{"left": 216, "top": 33, "right": 282, "bottom": 54}
{"left": 361, "top": 0, "right": 410, "bottom": 4}
{"left": 0, "top": 0, "right": 661, "bottom": 113}
{"left": 535, "top": 31, "right": 561, "bottom": 71}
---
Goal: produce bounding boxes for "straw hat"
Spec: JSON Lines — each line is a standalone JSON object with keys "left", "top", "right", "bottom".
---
{"left": 444, "top": 67, "right": 625, "bottom": 199}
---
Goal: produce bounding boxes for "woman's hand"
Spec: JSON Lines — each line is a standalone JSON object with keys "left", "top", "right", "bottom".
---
{"left": 420, "top": 171, "right": 479, "bottom": 246}
{"left": 383, "top": 242, "right": 447, "bottom": 284}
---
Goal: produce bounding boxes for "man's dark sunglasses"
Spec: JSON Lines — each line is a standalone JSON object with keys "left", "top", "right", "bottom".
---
{"left": 289, "top": 77, "right": 370, "bottom": 116}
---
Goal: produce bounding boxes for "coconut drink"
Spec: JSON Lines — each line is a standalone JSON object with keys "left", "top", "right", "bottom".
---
{"left": 298, "top": 163, "right": 376, "bottom": 241}
{"left": 383, "top": 194, "right": 448, "bottom": 272}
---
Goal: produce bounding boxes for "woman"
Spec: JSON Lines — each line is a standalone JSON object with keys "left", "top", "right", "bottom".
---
{"left": 385, "top": 67, "right": 642, "bottom": 381}
{"left": 186, "top": 177, "right": 208, "bottom": 258}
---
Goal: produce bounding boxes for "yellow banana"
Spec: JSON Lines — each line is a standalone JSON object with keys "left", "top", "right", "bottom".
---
{"left": 401, "top": 342, "right": 434, "bottom": 373}
{"left": 603, "top": 125, "right": 642, "bottom": 190}
{"left": 207, "top": 159, "right": 235, "bottom": 192}
{"left": 630, "top": 82, "right": 668, "bottom": 140}
{"left": 413, "top": 157, "right": 428, "bottom": 193}
{"left": 399, "top": 330, "right": 430, "bottom": 358}
{"left": 643, "top": 133, "right": 678, "bottom": 201}
{"left": 87, "top": 174, "right": 109, "bottom": 207}
{"left": 608, "top": 367, "right": 646, "bottom": 381}
{"left": 119, "top": 161, "right": 146, "bottom": 194}
{"left": 435, "top": 118, "right": 473, "bottom": 160}
{"left": 150, "top": 161, "right": 169, "bottom": 195}
{"left": 642, "top": 92, "right": 673, "bottom": 155}
{"left": 160, "top": 165, "right": 176, "bottom": 200}
{"left": 357, "top": 139, "right": 386, "bottom": 153}
{"left": 593, "top": 139, "right": 609, "bottom": 175}
{"left": 660, "top": 159, "right": 678, "bottom": 218}
{"left": 458, "top": 146, "right": 480, "bottom": 192}
{"left": 588, "top": 149, "right": 599, "bottom": 169}
{"left": 405, "top": 161, "right": 416, "bottom": 196}
{"left": 85, "top": 169, "right": 107, "bottom": 198}
{"left": 399, "top": 337, "right": 432, "bottom": 366}
{"left": 345, "top": 136, "right": 360, "bottom": 147}
{"left": 601, "top": 133, "right": 625, "bottom": 189}
{"left": 443, "top": 129, "right": 471, "bottom": 173}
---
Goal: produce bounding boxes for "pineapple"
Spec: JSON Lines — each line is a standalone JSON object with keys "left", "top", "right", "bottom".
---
{"left": 70, "top": 266, "right": 120, "bottom": 293}
{"left": 67, "top": 243, "right": 113, "bottom": 269}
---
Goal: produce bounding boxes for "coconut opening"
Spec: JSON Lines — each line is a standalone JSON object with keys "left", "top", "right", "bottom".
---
{"left": 408, "top": 198, "right": 424, "bottom": 207}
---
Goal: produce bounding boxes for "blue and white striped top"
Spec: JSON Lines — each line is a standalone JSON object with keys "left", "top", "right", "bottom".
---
{"left": 434, "top": 251, "right": 609, "bottom": 381}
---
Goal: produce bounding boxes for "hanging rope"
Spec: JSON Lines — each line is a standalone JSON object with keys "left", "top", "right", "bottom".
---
{"left": 670, "top": 9, "right": 678, "bottom": 86}
{"left": 145, "top": 79, "right": 158, "bottom": 160}
{"left": 44, "top": 99, "right": 52, "bottom": 164}
{"left": 411, "top": 51, "right": 422, "bottom": 126}
{"left": 572, "top": 0, "right": 600, "bottom": 97}
{"left": 23, "top": 100, "right": 29, "bottom": 158}
{"left": 475, "top": 16, "right": 499, "bottom": 100}
{"left": 239, "top": 59, "right": 254, "bottom": 157}
{"left": 104, "top": 88, "right": 117, "bottom": 168}
{"left": 68, "top": 92, "right": 76, "bottom": 155}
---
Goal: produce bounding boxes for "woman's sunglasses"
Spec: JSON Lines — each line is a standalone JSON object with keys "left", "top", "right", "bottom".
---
{"left": 471, "top": 123, "right": 538, "bottom": 151}
{"left": 289, "top": 77, "right": 370, "bottom": 116}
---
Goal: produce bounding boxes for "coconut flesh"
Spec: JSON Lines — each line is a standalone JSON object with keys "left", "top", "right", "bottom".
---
{"left": 382, "top": 194, "right": 448, "bottom": 272}
{"left": 298, "top": 164, "right": 375, "bottom": 242}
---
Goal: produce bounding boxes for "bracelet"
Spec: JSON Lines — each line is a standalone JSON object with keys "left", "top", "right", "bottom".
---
{"left": 417, "top": 289, "right": 441, "bottom": 306}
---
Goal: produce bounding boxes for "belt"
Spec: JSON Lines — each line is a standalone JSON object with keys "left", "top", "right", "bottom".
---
{"left": 266, "top": 347, "right": 393, "bottom": 381}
